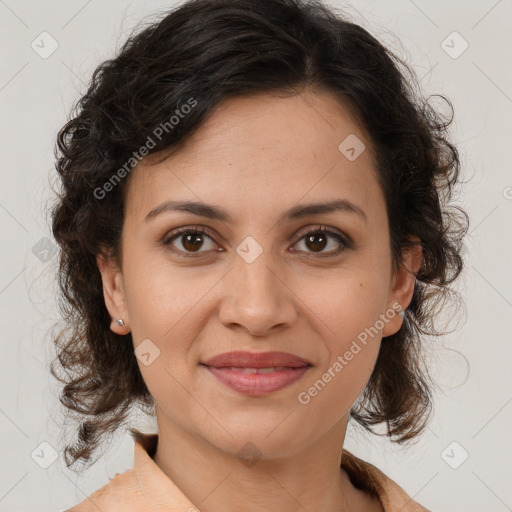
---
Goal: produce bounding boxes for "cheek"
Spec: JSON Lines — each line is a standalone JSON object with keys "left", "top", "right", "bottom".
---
{"left": 296, "top": 268, "right": 387, "bottom": 403}
{"left": 122, "top": 256, "right": 227, "bottom": 403}
{"left": 125, "top": 261, "right": 209, "bottom": 415}
{"left": 123, "top": 252, "right": 216, "bottom": 338}
{"left": 296, "top": 262, "right": 390, "bottom": 343}
{"left": 298, "top": 316, "right": 382, "bottom": 425}
{"left": 298, "top": 346, "right": 379, "bottom": 437}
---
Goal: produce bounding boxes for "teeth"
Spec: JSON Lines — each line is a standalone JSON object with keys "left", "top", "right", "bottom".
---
{"left": 227, "top": 366, "right": 287, "bottom": 374}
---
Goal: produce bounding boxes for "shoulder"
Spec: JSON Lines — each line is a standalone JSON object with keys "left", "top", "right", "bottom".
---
{"left": 341, "top": 450, "right": 432, "bottom": 512}
{"left": 64, "top": 468, "right": 147, "bottom": 512}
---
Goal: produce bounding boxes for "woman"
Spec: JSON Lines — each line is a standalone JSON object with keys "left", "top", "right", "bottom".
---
{"left": 51, "top": 0, "right": 468, "bottom": 510}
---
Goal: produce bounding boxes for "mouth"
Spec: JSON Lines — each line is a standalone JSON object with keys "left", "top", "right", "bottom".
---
{"left": 200, "top": 351, "right": 312, "bottom": 396}
{"left": 201, "top": 350, "right": 312, "bottom": 369}
{"left": 205, "top": 366, "right": 303, "bottom": 373}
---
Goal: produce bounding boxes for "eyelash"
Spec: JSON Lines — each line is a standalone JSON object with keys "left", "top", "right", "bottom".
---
{"left": 161, "top": 225, "right": 351, "bottom": 258}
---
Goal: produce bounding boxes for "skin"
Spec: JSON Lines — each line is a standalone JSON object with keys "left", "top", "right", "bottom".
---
{"left": 98, "top": 88, "right": 422, "bottom": 512}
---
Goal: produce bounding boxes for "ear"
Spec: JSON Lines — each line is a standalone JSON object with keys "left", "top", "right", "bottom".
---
{"left": 381, "top": 236, "right": 423, "bottom": 337}
{"left": 96, "top": 253, "right": 130, "bottom": 335}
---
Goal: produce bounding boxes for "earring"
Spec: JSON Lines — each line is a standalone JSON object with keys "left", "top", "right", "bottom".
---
{"left": 399, "top": 308, "right": 406, "bottom": 318}
{"left": 117, "top": 318, "right": 125, "bottom": 326}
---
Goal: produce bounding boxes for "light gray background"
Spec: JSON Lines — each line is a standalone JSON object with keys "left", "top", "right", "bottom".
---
{"left": 1, "top": 1, "right": 511, "bottom": 511}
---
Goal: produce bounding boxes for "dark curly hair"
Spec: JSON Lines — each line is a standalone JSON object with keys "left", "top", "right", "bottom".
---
{"left": 49, "top": 0, "right": 469, "bottom": 472}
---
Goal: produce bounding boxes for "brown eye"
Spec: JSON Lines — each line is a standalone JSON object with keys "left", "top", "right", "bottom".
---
{"left": 162, "top": 226, "right": 220, "bottom": 256}
{"left": 304, "top": 232, "right": 328, "bottom": 252}
{"left": 161, "top": 225, "right": 350, "bottom": 258}
{"left": 180, "top": 232, "right": 208, "bottom": 252}
{"left": 292, "top": 226, "right": 349, "bottom": 256}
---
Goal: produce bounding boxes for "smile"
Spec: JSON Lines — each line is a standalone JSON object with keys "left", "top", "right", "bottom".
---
{"left": 202, "top": 364, "right": 311, "bottom": 396}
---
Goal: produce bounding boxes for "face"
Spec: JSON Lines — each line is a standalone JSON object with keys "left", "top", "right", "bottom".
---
{"left": 98, "top": 88, "right": 420, "bottom": 459}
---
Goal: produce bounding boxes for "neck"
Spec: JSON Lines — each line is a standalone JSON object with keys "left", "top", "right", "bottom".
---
{"left": 151, "top": 410, "right": 380, "bottom": 512}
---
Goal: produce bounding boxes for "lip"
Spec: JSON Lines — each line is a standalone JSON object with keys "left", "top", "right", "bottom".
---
{"left": 202, "top": 350, "right": 312, "bottom": 369}
{"left": 203, "top": 365, "right": 311, "bottom": 396}
{"left": 201, "top": 351, "right": 312, "bottom": 397}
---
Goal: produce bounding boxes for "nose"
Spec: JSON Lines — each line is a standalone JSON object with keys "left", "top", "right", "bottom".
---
{"left": 218, "top": 251, "right": 298, "bottom": 337}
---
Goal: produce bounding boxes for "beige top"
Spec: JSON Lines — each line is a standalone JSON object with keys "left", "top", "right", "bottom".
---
{"left": 66, "top": 432, "right": 431, "bottom": 512}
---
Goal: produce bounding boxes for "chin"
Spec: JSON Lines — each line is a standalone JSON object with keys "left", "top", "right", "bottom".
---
{"left": 199, "top": 420, "right": 315, "bottom": 462}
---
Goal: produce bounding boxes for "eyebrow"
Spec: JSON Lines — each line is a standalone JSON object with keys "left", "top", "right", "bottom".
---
{"left": 144, "top": 198, "right": 368, "bottom": 225}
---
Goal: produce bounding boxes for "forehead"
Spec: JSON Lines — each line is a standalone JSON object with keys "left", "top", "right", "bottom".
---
{"left": 125, "top": 89, "right": 384, "bottom": 226}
